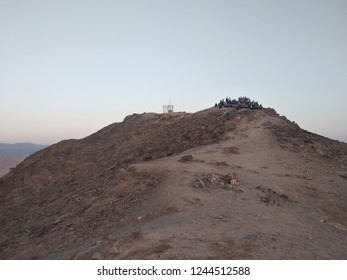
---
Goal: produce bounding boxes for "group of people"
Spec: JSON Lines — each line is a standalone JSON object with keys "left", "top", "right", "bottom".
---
{"left": 215, "top": 97, "right": 263, "bottom": 110}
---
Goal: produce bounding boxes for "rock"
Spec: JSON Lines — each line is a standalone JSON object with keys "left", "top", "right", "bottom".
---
{"left": 179, "top": 154, "right": 194, "bottom": 163}
{"left": 216, "top": 161, "right": 228, "bottom": 167}
{"left": 192, "top": 173, "right": 239, "bottom": 189}
{"left": 261, "top": 195, "right": 278, "bottom": 206}
{"left": 222, "top": 147, "right": 240, "bottom": 154}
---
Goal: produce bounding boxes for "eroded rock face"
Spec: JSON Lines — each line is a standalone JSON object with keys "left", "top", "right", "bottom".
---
{"left": 1, "top": 107, "right": 347, "bottom": 260}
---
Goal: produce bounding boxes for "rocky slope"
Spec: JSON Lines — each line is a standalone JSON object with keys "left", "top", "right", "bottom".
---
{"left": 0, "top": 107, "right": 346, "bottom": 259}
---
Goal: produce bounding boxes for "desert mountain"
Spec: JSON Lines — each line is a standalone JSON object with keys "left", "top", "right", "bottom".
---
{"left": 0, "top": 107, "right": 346, "bottom": 259}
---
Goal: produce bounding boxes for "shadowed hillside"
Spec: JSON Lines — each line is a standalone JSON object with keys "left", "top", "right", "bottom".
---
{"left": 0, "top": 107, "right": 346, "bottom": 259}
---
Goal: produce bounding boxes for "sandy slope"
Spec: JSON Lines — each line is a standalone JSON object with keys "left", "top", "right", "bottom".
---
{"left": 0, "top": 108, "right": 346, "bottom": 259}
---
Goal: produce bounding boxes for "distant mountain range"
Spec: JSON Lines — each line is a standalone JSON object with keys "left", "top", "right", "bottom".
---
{"left": 0, "top": 143, "right": 47, "bottom": 159}
{"left": 0, "top": 143, "right": 47, "bottom": 177}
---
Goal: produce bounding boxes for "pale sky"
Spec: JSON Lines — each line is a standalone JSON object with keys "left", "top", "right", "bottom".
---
{"left": 1, "top": 0, "right": 346, "bottom": 144}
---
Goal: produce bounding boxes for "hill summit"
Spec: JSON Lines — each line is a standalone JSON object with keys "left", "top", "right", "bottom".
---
{"left": 1, "top": 107, "right": 346, "bottom": 259}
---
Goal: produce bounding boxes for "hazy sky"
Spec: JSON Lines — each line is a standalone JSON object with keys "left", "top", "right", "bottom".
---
{"left": 1, "top": 0, "right": 346, "bottom": 144}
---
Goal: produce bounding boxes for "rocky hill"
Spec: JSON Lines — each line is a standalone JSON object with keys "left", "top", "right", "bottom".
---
{"left": 0, "top": 107, "right": 346, "bottom": 259}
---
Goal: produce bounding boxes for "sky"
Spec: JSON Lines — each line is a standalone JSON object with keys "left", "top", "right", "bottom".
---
{"left": 1, "top": 0, "right": 346, "bottom": 145}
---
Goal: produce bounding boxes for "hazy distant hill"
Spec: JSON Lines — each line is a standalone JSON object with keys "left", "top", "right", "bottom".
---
{"left": 0, "top": 143, "right": 47, "bottom": 176}
{"left": 0, "top": 143, "right": 47, "bottom": 158}
{"left": 1, "top": 108, "right": 346, "bottom": 259}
